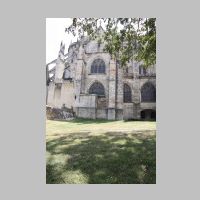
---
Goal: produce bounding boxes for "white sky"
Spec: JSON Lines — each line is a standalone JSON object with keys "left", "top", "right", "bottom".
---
{"left": 46, "top": 18, "right": 77, "bottom": 64}
{"left": 45, "top": 18, "right": 137, "bottom": 64}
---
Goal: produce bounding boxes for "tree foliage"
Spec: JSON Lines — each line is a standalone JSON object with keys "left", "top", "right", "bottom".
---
{"left": 66, "top": 18, "right": 156, "bottom": 68}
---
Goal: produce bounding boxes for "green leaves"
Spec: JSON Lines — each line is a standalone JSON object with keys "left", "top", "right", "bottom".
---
{"left": 66, "top": 18, "right": 156, "bottom": 68}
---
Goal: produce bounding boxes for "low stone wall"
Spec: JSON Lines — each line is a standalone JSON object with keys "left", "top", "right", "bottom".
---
{"left": 123, "top": 103, "right": 134, "bottom": 120}
{"left": 46, "top": 106, "right": 74, "bottom": 120}
{"left": 77, "top": 107, "right": 96, "bottom": 119}
{"left": 96, "top": 109, "right": 107, "bottom": 119}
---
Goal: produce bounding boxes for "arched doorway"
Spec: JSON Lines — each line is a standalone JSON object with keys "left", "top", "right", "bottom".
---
{"left": 141, "top": 109, "right": 156, "bottom": 120}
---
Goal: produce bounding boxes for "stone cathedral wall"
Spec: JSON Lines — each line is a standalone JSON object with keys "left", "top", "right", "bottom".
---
{"left": 47, "top": 38, "right": 156, "bottom": 120}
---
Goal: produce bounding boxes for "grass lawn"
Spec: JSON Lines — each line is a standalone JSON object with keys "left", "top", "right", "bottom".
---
{"left": 46, "top": 119, "right": 156, "bottom": 184}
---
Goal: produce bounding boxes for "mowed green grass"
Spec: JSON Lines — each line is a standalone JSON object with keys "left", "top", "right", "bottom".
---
{"left": 46, "top": 119, "right": 156, "bottom": 184}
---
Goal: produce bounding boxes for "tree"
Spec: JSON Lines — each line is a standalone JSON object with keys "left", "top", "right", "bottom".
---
{"left": 66, "top": 18, "right": 156, "bottom": 68}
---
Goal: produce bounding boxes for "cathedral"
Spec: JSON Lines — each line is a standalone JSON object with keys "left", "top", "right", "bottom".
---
{"left": 46, "top": 30, "right": 156, "bottom": 120}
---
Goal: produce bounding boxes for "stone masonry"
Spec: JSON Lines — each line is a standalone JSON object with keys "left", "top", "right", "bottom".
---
{"left": 46, "top": 32, "right": 156, "bottom": 120}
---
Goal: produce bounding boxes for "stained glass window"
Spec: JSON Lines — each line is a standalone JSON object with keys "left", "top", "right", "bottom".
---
{"left": 91, "top": 59, "right": 105, "bottom": 73}
{"left": 139, "top": 65, "right": 147, "bottom": 75}
{"left": 141, "top": 82, "right": 156, "bottom": 102}
{"left": 89, "top": 82, "right": 105, "bottom": 96}
{"left": 123, "top": 84, "right": 132, "bottom": 102}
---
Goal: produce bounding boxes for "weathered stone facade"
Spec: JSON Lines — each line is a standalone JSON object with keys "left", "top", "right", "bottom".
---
{"left": 46, "top": 34, "right": 156, "bottom": 120}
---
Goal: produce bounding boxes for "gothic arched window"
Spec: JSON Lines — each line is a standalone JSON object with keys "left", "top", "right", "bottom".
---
{"left": 139, "top": 65, "right": 147, "bottom": 75}
{"left": 91, "top": 59, "right": 105, "bottom": 74}
{"left": 63, "top": 68, "right": 71, "bottom": 80}
{"left": 123, "top": 84, "right": 132, "bottom": 103}
{"left": 89, "top": 82, "right": 105, "bottom": 96}
{"left": 141, "top": 82, "right": 156, "bottom": 102}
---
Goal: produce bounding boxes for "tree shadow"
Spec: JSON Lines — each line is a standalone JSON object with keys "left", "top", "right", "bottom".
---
{"left": 46, "top": 131, "right": 156, "bottom": 184}
{"left": 70, "top": 118, "right": 115, "bottom": 124}
{"left": 51, "top": 118, "right": 119, "bottom": 124}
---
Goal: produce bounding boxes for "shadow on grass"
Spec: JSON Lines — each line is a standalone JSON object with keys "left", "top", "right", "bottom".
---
{"left": 46, "top": 131, "right": 156, "bottom": 184}
{"left": 71, "top": 118, "right": 116, "bottom": 124}
{"left": 49, "top": 118, "right": 156, "bottom": 125}
{"left": 49, "top": 118, "right": 118, "bottom": 124}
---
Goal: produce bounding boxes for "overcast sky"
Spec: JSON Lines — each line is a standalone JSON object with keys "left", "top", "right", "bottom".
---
{"left": 46, "top": 18, "right": 123, "bottom": 64}
{"left": 46, "top": 18, "right": 77, "bottom": 64}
